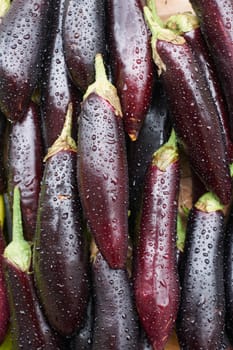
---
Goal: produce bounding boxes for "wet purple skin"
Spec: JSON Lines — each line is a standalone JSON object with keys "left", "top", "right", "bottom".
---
{"left": 7, "top": 101, "right": 43, "bottom": 242}
{"left": 62, "top": 0, "right": 107, "bottom": 94}
{"left": 133, "top": 160, "right": 180, "bottom": 350}
{"left": 176, "top": 208, "right": 225, "bottom": 349}
{"left": 0, "top": 0, "right": 51, "bottom": 122}
{"left": 91, "top": 250, "right": 140, "bottom": 350}
{"left": 33, "top": 150, "right": 90, "bottom": 337}
{"left": 0, "top": 113, "right": 7, "bottom": 194}
{"left": 106, "top": 0, "right": 154, "bottom": 140}
{"left": 156, "top": 39, "right": 232, "bottom": 204}
{"left": 77, "top": 92, "right": 129, "bottom": 269}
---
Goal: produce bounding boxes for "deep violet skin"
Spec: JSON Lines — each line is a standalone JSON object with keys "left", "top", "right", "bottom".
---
{"left": 144, "top": 7, "right": 232, "bottom": 204}
{"left": 176, "top": 193, "right": 225, "bottom": 349}
{"left": 189, "top": 0, "right": 233, "bottom": 139}
{"left": 133, "top": 133, "right": 180, "bottom": 350}
{"left": 106, "top": 0, "right": 154, "bottom": 141}
{"left": 0, "top": 113, "right": 7, "bottom": 194}
{"left": 6, "top": 101, "right": 44, "bottom": 242}
{"left": 40, "top": 0, "right": 81, "bottom": 150}
{"left": 77, "top": 55, "right": 129, "bottom": 270}
{"left": 33, "top": 108, "right": 90, "bottom": 336}
{"left": 62, "top": 0, "right": 107, "bottom": 94}
{"left": 91, "top": 247, "right": 140, "bottom": 350}
{"left": 0, "top": 0, "right": 51, "bottom": 122}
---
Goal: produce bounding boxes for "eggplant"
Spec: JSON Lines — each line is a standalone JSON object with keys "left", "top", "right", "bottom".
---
{"left": 40, "top": 0, "right": 81, "bottom": 150}
{"left": 176, "top": 192, "right": 225, "bottom": 349}
{"left": 0, "top": 0, "right": 51, "bottom": 122}
{"left": 0, "top": 113, "right": 7, "bottom": 194}
{"left": 165, "top": 12, "right": 233, "bottom": 163}
{"left": 143, "top": 5, "right": 232, "bottom": 204}
{"left": 33, "top": 103, "right": 90, "bottom": 337}
{"left": 6, "top": 101, "right": 44, "bottom": 242}
{"left": 189, "top": 0, "right": 233, "bottom": 140}
{"left": 62, "top": 0, "right": 107, "bottom": 94}
{"left": 106, "top": 0, "right": 154, "bottom": 141}
{"left": 3, "top": 187, "right": 64, "bottom": 349}
{"left": 133, "top": 130, "right": 180, "bottom": 350}
{"left": 77, "top": 54, "right": 129, "bottom": 269}
{"left": 91, "top": 242, "right": 140, "bottom": 350}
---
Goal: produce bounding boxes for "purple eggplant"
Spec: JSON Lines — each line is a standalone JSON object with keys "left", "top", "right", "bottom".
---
{"left": 77, "top": 54, "right": 129, "bottom": 269}
{"left": 143, "top": 5, "right": 232, "bottom": 204}
{"left": 0, "top": 0, "right": 51, "bottom": 122}
{"left": 176, "top": 192, "right": 225, "bottom": 349}
{"left": 106, "top": 0, "right": 154, "bottom": 141}
{"left": 3, "top": 187, "right": 64, "bottom": 349}
{"left": 6, "top": 101, "right": 44, "bottom": 242}
{"left": 0, "top": 113, "right": 7, "bottom": 194}
{"left": 91, "top": 241, "right": 140, "bottom": 350}
{"left": 62, "top": 0, "right": 107, "bottom": 94}
{"left": 40, "top": 0, "right": 81, "bottom": 150}
{"left": 133, "top": 129, "right": 180, "bottom": 350}
{"left": 33, "top": 104, "right": 90, "bottom": 337}
{"left": 189, "top": 0, "right": 233, "bottom": 139}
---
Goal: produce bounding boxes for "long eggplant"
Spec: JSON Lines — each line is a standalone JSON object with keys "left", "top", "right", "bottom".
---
{"left": 143, "top": 5, "right": 232, "bottom": 204}
{"left": 77, "top": 54, "right": 129, "bottom": 269}
{"left": 3, "top": 187, "right": 64, "bottom": 349}
{"left": 106, "top": 0, "right": 154, "bottom": 141}
{"left": 189, "top": 0, "right": 233, "bottom": 139}
{"left": 91, "top": 241, "right": 140, "bottom": 350}
{"left": 176, "top": 192, "right": 225, "bottom": 349}
{"left": 133, "top": 129, "right": 180, "bottom": 350}
{"left": 6, "top": 101, "right": 44, "bottom": 242}
{"left": 0, "top": 113, "right": 7, "bottom": 195}
{"left": 0, "top": 0, "right": 51, "bottom": 122}
{"left": 62, "top": 0, "right": 107, "bottom": 94}
{"left": 33, "top": 103, "right": 90, "bottom": 337}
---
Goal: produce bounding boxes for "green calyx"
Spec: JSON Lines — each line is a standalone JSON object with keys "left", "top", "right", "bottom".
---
{"left": 83, "top": 53, "right": 122, "bottom": 117}
{"left": 3, "top": 187, "right": 32, "bottom": 273}
{"left": 195, "top": 192, "right": 224, "bottom": 213}
{"left": 152, "top": 129, "right": 179, "bottom": 171}
{"left": 176, "top": 213, "right": 186, "bottom": 253}
{"left": 165, "top": 12, "right": 199, "bottom": 35}
{"left": 143, "top": 5, "right": 185, "bottom": 75}
{"left": 44, "top": 102, "right": 77, "bottom": 161}
{"left": 0, "top": 0, "right": 11, "bottom": 19}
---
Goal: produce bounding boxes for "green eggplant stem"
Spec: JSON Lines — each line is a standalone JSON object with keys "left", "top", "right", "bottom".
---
{"left": 146, "top": 0, "right": 164, "bottom": 28}
{"left": 176, "top": 213, "right": 186, "bottom": 252}
{"left": 165, "top": 12, "right": 199, "bottom": 35}
{"left": 195, "top": 192, "right": 224, "bottom": 213}
{"left": 0, "top": 0, "right": 11, "bottom": 19}
{"left": 3, "top": 187, "right": 32, "bottom": 272}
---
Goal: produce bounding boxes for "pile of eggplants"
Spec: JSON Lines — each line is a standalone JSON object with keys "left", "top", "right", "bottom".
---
{"left": 0, "top": 0, "right": 233, "bottom": 349}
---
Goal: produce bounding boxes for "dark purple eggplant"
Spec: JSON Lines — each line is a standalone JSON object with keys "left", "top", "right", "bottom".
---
{"left": 33, "top": 103, "right": 90, "bottom": 337}
{"left": 133, "top": 130, "right": 180, "bottom": 350}
{"left": 189, "top": 0, "right": 233, "bottom": 139}
{"left": 0, "top": 113, "right": 7, "bottom": 194}
{"left": 91, "top": 241, "right": 140, "bottom": 350}
{"left": 106, "top": 0, "right": 154, "bottom": 141}
{"left": 144, "top": 5, "right": 232, "bottom": 204}
{"left": 40, "top": 0, "right": 81, "bottom": 150}
{"left": 77, "top": 54, "right": 129, "bottom": 269}
{"left": 62, "top": 0, "right": 107, "bottom": 94}
{"left": 6, "top": 101, "right": 44, "bottom": 242}
{"left": 176, "top": 192, "right": 225, "bottom": 349}
{"left": 165, "top": 12, "right": 233, "bottom": 163}
{"left": 0, "top": 0, "right": 51, "bottom": 122}
{"left": 3, "top": 187, "right": 64, "bottom": 349}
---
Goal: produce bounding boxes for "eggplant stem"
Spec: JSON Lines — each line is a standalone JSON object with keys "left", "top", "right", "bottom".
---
{"left": 152, "top": 129, "right": 179, "bottom": 170}
{"left": 0, "top": 0, "right": 11, "bottom": 19}
{"left": 165, "top": 12, "right": 199, "bottom": 35}
{"left": 176, "top": 213, "right": 186, "bottom": 252}
{"left": 195, "top": 192, "right": 224, "bottom": 213}
{"left": 0, "top": 194, "right": 4, "bottom": 230}
{"left": 147, "top": 0, "right": 164, "bottom": 28}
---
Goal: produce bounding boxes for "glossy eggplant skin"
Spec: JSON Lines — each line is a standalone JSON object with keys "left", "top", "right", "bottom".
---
{"left": 133, "top": 159, "right": 180, "bottom": 350}
{"left": 62, "top": 0, "right": 106, "bottom": 94}
{"left": 77, "top": 92, "right": 129, "bottom": 269}
{"left": 0, "top": 0, "right": 51, "bottom": 122}
{"left": 127, "top": 80, "right": 170, "bottom": 240}
{"left": 0, "top": 228, "right": 9, "bottom": 344}
{"left": 156, "top": 39, "right": 232, "bottom": 204}
{"left": 3, "top": 259, "right": 64, "bottom": 350}
{"left": 0, "top": 114, "right": 7, "bottom": 194}
{"left": 176, "top": 207, "right": 225, "bottom": 349}
{"left": 6, "top": 102, "right": 44, "bottom": 242}
{"left": 33, "top": 150, "right": 90, "bottom": 337}
{"left": 183, "top": 27, "right": 233, "bottom": 162}
{"left": 91, "top": 250, "right": 140, "bottom": 350}
{"left": 106, "top": 0, "right": 154, "bottom": 141}
{"left": 189, "top": 0, "right": 233, "bottom": 139}
{"left": 40, "top": 0, "right": 81, "bottom": 150}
